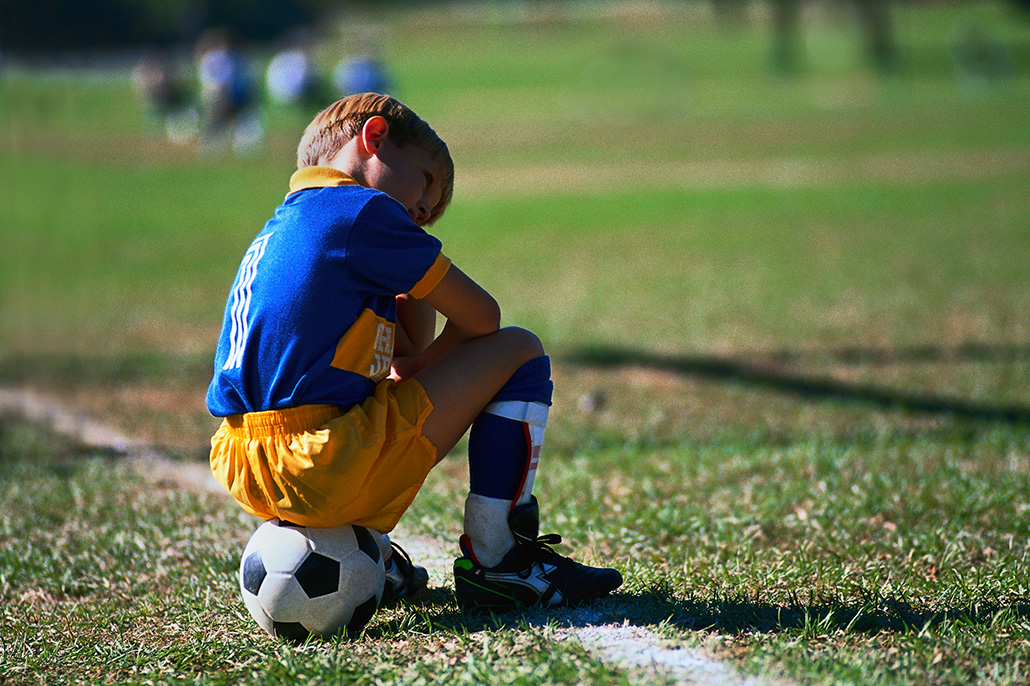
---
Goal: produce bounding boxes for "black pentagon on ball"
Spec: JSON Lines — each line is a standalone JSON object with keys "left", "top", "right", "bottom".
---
{"left": 241, "top": 552, "right": 267, "bottom": 596}
{"left": 272, "top": 621, "right": 310, "bottom": 643}
{"left": 347, "top": 595, "right": 379, "bottom": 634}
{"left": 352, "top": 525, "right": 380, "bottom": 564}
{"left": 294, "top": 552, "right": 340, "bottom": 598}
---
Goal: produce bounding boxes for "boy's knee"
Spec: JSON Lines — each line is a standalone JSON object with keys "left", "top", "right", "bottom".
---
{"left": 491, "top": 349, "right": 552, "bottom": 406}
{"left": 498, "top": 326, "right": 544, "bottom": 360}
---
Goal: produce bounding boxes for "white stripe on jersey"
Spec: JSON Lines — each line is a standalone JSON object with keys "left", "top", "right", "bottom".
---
{"left": 222, "top": 233, "right": 273, "bottom": 371}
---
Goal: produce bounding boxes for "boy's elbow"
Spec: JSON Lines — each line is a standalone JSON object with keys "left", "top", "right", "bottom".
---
{"left": 474, "top": 300, "right": 502, "bottom": 335}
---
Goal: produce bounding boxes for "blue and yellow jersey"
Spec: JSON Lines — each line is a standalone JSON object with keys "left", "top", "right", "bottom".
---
{"left": 207, "top": 166, "right": 450, "bottom": 417}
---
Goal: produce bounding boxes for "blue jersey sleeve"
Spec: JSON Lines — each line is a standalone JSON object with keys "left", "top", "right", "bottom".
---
{"left": 346, "top": 195, "right": 443, "bottom": 296}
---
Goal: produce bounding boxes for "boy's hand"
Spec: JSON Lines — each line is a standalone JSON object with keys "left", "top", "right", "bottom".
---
{"left": 390, "top": 354, "right": 423, "bottom": 383}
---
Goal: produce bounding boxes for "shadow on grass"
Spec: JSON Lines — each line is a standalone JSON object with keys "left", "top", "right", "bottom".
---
{"left": 657, "top": 594, "right": 1030, "bottom": 636}
{"left": 370, "top": 587, "right": 1030, "bottom": 639}
{"left": 562, "top": 344, "right": 1030, "bottom": 426}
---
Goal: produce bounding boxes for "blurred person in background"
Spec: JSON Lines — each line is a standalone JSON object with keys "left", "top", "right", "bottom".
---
{"left": 195, "top": 27, "right": 263, "bottom": 155}
{"left": 265, "top": 27, "right": 328, "bottom": 111}
{"left": 333, "top": 42, "right": 392, "bottom": 96}
{"left": 131, "top": 48, "right": 197, "bottom": 145}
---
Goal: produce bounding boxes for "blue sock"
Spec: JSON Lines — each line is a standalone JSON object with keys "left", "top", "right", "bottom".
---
{"left": 467, "top": 356, "right": 552, "bottom": 504}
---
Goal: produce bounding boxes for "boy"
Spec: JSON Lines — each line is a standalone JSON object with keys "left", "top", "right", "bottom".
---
{"left": 207, "top": 92, "right": 622, "bottom": 611}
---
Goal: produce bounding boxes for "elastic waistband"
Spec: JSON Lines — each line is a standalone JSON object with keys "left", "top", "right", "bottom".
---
{"left": 224, "top": 404, "right": 342, "bottom": 438}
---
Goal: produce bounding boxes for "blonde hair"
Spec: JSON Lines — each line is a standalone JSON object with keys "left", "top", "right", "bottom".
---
{"left": 297, "top": 92, "right": 454, "bottom": 226}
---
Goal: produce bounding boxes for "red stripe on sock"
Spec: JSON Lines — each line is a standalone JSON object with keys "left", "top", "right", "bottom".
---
{"left": 511, "top": 421, "right": 533, "bottom": 510}
{"left": 459, "top": 534, "right": 483, "bottom": 566}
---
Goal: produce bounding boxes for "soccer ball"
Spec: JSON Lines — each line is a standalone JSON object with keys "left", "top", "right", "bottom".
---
{"left": 239, "top": 519, "right": 386, "bottom": 641}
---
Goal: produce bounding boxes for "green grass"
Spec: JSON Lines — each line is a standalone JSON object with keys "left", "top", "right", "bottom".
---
{"left": 3, "top": 0, "right": 1030, "bottom": 683}
{"left": 0, "top": 422, "right": 637, "bottom": 685}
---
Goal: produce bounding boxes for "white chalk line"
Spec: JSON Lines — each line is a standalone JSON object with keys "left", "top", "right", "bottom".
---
{"left": 398, "top": 529, "right": 793, "bottom": 686}
{"left": 0, "top": 386, "right": 793, "bottom": 686}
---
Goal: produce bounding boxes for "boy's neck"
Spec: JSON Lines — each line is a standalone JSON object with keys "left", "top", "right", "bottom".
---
{"left": 323, "top": 140, "right": 367, "bottom": 187}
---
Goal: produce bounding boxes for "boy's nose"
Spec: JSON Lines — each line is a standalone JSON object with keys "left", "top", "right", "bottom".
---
{"left": 411, "top": 203, "right": 430, "bottom": 225}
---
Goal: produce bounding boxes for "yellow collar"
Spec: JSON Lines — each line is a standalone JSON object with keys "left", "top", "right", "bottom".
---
{"left": 289, "top": 166, "right": 360, "bottom": 194}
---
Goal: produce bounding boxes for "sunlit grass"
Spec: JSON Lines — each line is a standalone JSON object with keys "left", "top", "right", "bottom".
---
{"left": 2, "top": 1, "right": 1030, "bottom": 684}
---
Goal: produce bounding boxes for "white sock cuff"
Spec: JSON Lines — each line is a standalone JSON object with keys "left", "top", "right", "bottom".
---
{"left": 484, "top": 400, "right": 549, "bottom": 427}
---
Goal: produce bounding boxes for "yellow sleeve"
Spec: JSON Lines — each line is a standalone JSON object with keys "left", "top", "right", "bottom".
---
{"left": 408, "top": 253, "right": 452, "bottom": 299}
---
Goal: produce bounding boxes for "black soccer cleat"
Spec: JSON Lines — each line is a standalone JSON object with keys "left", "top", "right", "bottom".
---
{"left": 380, "top": 541, "right": 429, "bottom": 607}
{"left": 453, "top": 497, "right": 623, "bottom": 611}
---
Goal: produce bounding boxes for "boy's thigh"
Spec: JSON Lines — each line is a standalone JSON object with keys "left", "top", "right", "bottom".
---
{"left": 417, "top": 327, "right": 543, "bottom": 456}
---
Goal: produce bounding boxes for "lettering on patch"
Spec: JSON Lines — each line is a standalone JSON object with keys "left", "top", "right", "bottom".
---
{"left": 369, "top": 322, "right": 394, "bottom": 380}
{"left": 331, "top": 309, "right": 395, "bottom": 381}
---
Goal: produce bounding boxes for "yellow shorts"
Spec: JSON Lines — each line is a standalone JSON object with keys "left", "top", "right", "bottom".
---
{"left": 209, "top": 378, "right": 437, "bottom": 533}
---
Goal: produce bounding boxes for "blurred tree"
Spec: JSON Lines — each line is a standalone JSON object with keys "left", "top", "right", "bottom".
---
{"left": 192, "top": 0, "right": 313, "bottom": 43}
{"left": 0, "top": 0, "right": 317, "bottom": 53}
{"left": 769, "top": 0, "right": 896, "bottom": 74}
{"left": 1, "top": 0, "right": 157, "bottom": 52}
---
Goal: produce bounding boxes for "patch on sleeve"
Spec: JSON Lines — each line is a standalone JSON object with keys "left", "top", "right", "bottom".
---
{"left": 331, "top": 309, "right": 395, "bottom": 381}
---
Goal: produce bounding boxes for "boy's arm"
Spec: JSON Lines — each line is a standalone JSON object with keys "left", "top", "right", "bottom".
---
{"left": 391, "top": 265, "right": 500, "bottom": 380}
{"left": 394, "top": 293, "right": 436, "bottom": 356}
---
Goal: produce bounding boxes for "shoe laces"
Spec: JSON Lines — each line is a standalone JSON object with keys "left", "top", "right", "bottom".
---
{"left": 383, "top": 541, "right": 429, "bottom": 606}
{"left": 387, "top": 541, "right": 416, "bottom": 580}
{"left": 515, "top": 533, "right": 564, "bottom": 578}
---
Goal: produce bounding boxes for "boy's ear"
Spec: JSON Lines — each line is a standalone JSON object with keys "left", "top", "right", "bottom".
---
{"left": 359, "top": 116, "right": 389, "bottom": 157}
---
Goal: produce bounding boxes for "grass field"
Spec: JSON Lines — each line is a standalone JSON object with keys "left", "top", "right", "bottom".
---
{"left": 3, "top": 1, "right": 1030, "bottom": 683}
